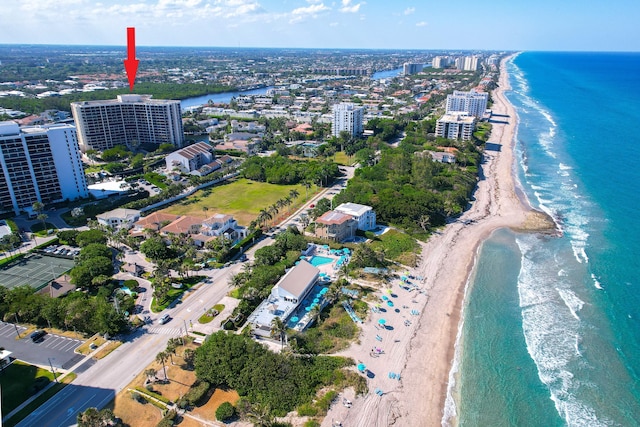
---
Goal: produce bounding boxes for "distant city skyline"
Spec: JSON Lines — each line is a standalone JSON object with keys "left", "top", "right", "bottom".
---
{"left": 1, "top": 0, "right": 638, "bottom": 51}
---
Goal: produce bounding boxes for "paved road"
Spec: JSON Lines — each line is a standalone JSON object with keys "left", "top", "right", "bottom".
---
{"left": 13, "top": 169, "right": 356, "bottom": 426}
{"left": 0, "top": 323, "right": 83, "bottom": 369}
{"left": 15, "top": 262, "right": 243, "bottom": 427}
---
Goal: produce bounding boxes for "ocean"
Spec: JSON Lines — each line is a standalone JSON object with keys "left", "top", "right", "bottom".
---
{"left": 450, "top": 52, "right": 640, "bottom": 426}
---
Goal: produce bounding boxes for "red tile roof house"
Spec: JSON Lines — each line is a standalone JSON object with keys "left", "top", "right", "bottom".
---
{"left": 315, "top": 210, "right": 357, "bottom": 243}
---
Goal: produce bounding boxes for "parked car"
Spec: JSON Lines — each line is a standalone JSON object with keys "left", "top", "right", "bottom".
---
{"left": 30, "top": 330, "right": 46, "bottom": 342}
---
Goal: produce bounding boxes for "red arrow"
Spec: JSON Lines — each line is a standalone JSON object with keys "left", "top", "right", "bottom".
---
{"left": 123, "top": 27, "right": 139, "bottom": 91}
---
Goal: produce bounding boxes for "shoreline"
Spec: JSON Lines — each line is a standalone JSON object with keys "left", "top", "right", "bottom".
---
{"left": 324, "top": 53, "right": 556, "bottom": 427}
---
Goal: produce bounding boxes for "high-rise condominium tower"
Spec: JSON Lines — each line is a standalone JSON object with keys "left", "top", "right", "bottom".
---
{"left": 71, "top": 94, "right": 184, "bottom": 152}
{"left": 0, "top": 121, "right": 88, "bottom": 214}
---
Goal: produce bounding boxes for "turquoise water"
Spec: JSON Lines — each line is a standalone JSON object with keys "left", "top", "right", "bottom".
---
{"left": 452, "top": 53, "right": 640, "bottom": 426}
{"left": 309, "top": 256, "right": 333, "bottom": 267}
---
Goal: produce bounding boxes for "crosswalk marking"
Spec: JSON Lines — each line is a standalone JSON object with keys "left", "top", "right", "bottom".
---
{"left": 146, "top": 327, "right": 183, "bottom": 336}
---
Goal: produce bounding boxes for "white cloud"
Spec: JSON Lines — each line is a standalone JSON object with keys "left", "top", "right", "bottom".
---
{"left": 340, "top": 0, "right": 363, "bottom": 13}
{"left": 416, "top": 21, "right": 427, "bottom": 27}
{"left": 329, "top": 22, "right": 338, "bottom": 27}
{"left": 289, "top": 3, "right": 330, "bottom": 23}
{"left": 404, "top": 7, "right": 415, "bottom": 16}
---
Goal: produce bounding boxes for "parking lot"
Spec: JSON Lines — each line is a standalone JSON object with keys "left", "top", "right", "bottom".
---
{"left": 0, "top": 322, "right": 85, "bottom": 369}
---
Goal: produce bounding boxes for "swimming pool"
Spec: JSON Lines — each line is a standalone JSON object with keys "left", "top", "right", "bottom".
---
{"left": 309, "top": 256, "right": 334, "bottom": 267}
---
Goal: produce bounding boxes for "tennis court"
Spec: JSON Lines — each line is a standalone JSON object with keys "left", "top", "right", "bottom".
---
{"left": 0, "top": 254, "right": 75, "bottom": 291}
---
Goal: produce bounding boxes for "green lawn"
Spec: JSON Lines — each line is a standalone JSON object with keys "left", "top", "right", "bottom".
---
{"left": 368, "top": 229, "right": 420, "bottom": 267}
{"left": 333, "top": 151, "right": 353, "bottom": 166}
{"left": 0, "top": 361, "right": 56, "bottom": 415}
{"left": 30, "top": 222, "right": 57, "bottom": 235}
{"left": 161, "top": 178, "right": 318, "bottom": 225}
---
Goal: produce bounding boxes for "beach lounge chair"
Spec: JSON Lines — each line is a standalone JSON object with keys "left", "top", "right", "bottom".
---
{"left": 376, "top": 335, "right": 382, "bottom": 341}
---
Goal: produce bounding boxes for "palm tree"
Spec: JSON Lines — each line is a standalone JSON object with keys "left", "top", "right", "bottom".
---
{"left": 202, "top": 205, "right": 209, "bottom": 218}
{"left": 325, "top": 283, "right": 342, "bottom": 305}
{"left": 270, "top": 317, "right": 287, "bottom": 349}
{"left": 166, "top": 338, "right": 178, "bottom": 365}
{"left": 145, "top": 368, "right": 157, "bottom": 383}
{"left": 246, "top": 402, "right": 274, "bottom": 427}
{"left": 257, "top": 209, "right": 271, "bottom": 229}
{"left": 309, "top": 304, "right": 322, "bottom": 326}
{"left": 283, "top": 196, "right": 292, "bottom": 214}
{"left": 36, "top": 213, "right": 48, "bottom": 233}
{"left": 267, "top": 205, "right": 279, "bottom": 226}
{"left": 303, "top": 181, "right": 311, "bottom": 201}
{"left": 288, "top": 189, "right": 299, "bottom": 200}
{"left": 156, "top": 351, "right": 168, "bottom": 381}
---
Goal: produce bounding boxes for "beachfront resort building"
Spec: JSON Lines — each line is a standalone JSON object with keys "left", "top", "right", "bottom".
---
{"left": 334, "top": 203, "right": 377, "bottom": 231}
{"left": 71, "top": 94, "right": 184, "bottom": 152}
{"left": 0, "top": 121, "right": 88, "bottom": 215}
{"left": 247, "top": 260, "right": 320, "bottom": 338}
{"left": 435, "top": 113, "right": 476, "bottom": 141}
{"left": 332, "top": 103, "right": 364, "bottom": 137}
{"left": 445, "top": 90, "right": 488, "bottom": 118}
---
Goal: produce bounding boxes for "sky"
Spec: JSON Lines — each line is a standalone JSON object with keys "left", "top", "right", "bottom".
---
{"left": 1, "top": 0, "right": 639, "bottom": 51}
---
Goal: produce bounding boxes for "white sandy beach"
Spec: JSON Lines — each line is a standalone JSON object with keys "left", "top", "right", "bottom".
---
{"left": 322, "top": 55, "right": 556, "bottom": 427}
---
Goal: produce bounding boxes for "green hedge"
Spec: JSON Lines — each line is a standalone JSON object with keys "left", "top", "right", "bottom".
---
{"left": 134, "top": 386, "right": 170, "bottom": 404}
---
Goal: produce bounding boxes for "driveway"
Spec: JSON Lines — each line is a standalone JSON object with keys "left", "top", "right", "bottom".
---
{"left": 0, "top": 322, "right": 84, "bottom": 369}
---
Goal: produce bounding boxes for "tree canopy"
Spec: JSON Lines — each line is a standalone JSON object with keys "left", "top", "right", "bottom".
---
{"left": 195, "top": 331, "right": 350, "bottom": 416}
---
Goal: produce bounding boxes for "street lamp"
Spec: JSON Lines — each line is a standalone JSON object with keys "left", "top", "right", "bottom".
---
{"left": 48, "top": 357, "right": 58, "bottom": 383}
{"left": 13, "top": 313, "right": 20, "bottom": 338}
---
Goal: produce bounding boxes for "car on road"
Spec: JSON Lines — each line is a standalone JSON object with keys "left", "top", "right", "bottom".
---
{"left": 309, "top": 204, "right": 315, "bottom": 208}
{"left": 159, "top": 314, "right": 171, "bottom": 324}
{"left": 30, "top": 330, "right": 47, "bottom": 342}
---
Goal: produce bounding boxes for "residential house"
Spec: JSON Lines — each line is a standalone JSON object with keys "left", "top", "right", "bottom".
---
{"left": 334, "top": 203, "right": 376, "bottom": 231}
{"left": 131, "top": 212, "right": 180, "bottom": 236}
{"left": 315, "top": 210, "right": 358, "bottom": 243}
{"left": 196, "top": 213, "right": 248, "bottom": 244}
{"left": 96, "top": 208, "right": 141, "bottom": 230}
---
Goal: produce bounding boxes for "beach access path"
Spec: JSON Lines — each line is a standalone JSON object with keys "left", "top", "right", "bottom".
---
{"left": 323, "top": 55, "right": 556, "bottom": 427}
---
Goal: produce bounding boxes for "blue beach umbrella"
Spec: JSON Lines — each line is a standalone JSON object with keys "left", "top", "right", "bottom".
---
{"left": 357, "top": 363, "right": 366, "bottom": 372}
{"left": 378, "top": 318, "right": 387, "bottom": 325}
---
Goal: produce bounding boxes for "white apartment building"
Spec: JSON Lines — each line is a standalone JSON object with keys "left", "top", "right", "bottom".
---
{"left": 432, "top": 56, "right": 451, "bottom": 69}
{"left": 334, "top": 202, "right": 377, "bottom": 231}
{"left": 331, "top": 103, "right": 364, "bottom": 137}
{"left": 0, "top": 121, "right": 88, "bottom": 214}
{"left": 445, "top": 90, "right": 489, "bottom": 118}
{"left": 71, "top": 94, "right": 184, "bottom": 152}
{"left": 165, "top": 141, "right": 214, "bottom": 173}
{"left": 463, "top": 56, "right": 480, "bottom": 71}
{"left": 435, "top": 113, "right": 476, "bottom": 141}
